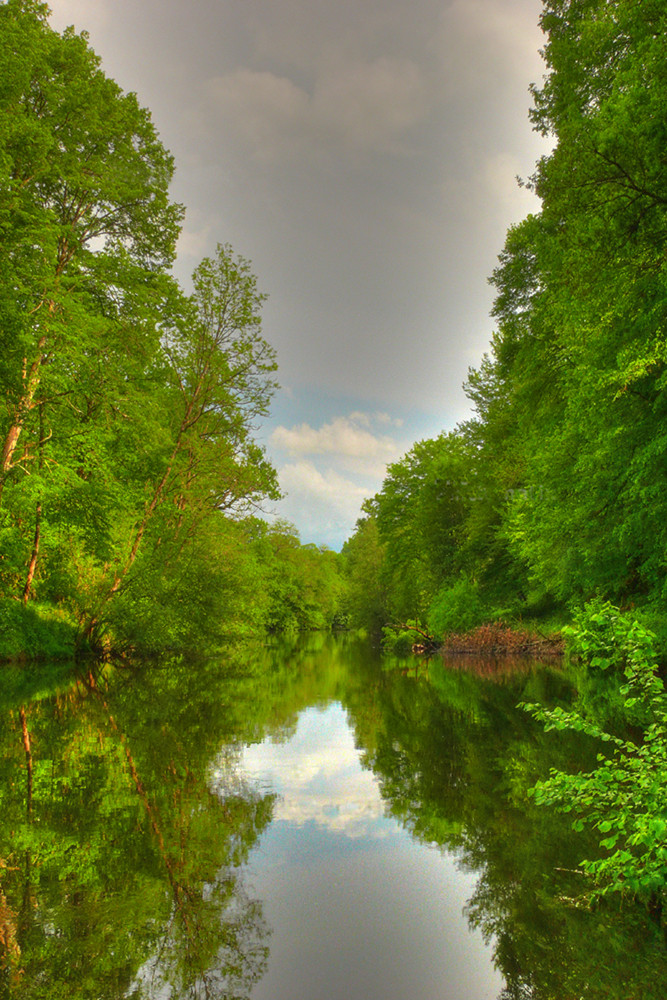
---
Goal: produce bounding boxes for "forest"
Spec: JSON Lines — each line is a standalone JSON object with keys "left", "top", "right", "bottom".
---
{"left": 2, "top": 0, "right": 667, "bottom": 962}
{"left": 344, "top": 0, "right": 667, "bottom": 655}
{"left": 1, "top": 0, "right": 666, "bottom": 663}
{"left": 0, "top": 0, "right": 348, "bottom": 660}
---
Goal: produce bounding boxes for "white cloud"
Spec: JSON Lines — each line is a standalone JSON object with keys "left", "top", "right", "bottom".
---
{"left": 373, "top": 411, "right": 404, "bottom": 428}
{"left": 237, "top": 704, "right": 389, "bottom": 839}
{"left": 265, "top": 412, "right": 409, "bottom": 545}
{"left": 347, "top": 410, "right": 372, "bottom": 428}
{"left": 271, "top": 414, "right": 400, "bottom": 466}
{"left": 279, "top": 461, "right": 369, "bottom": 511}
{"left": 270, "top": 461, "right": 369, "bottom": 548}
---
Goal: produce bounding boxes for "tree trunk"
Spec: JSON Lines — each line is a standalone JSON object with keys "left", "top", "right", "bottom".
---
{"left": 19, "top": 707, "right": 33, "bottom": 821}
{"left": 0, "top": 338, "right": 47, "bottom": 508}
{"left": 21, "top": 404, "right": 45, "bottom": 604}
{"left": 22, "top": 502, "right": 41, "bottom": 606}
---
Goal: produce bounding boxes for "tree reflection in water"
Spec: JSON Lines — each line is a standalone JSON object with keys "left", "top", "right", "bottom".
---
{"left": 0, "top": 655, "right": 275, "bottom": 998}
{"left": 351, "top": 652, "right": 667, "bottom": 1000}
{"left": 2, "top": 637, "right": 667, "bottom": 999}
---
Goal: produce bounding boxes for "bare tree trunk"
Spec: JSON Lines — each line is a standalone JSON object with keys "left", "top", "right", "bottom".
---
{"left": 0, "top": 338, "right": 47, "bottom": 508}
{"left": 0, "top": 886, "right": 21, "bottom": 977}
{"left": 22, "top": 502, "right": 41, "bottom": 606}
{"left": 21, "top": 404, "right": 45, "bottom": 605}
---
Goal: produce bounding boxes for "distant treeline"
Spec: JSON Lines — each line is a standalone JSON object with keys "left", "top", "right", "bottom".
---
{"left": 343, "top": 0, "right": 667, "bottom": 648}
{"left": 0, "top": 1, "right": 346, "bottom": 659}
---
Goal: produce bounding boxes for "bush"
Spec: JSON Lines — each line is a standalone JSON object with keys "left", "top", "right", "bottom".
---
{"left": 381, "top": 619, "right": 432, "bottom": 656}
{"left": 427, "top": 577, "right": 486, "bottom": 639}
{"left": 523, "top": 601, "right": 667, "bottom": 902}
{"left": 562, "top": 598, "right": 652, "bottom": 673}
{"left": 631, "top": 604, "right": 667, "bottom": 666}
{"left": 0, "top": 599, "right": 78, "bottom": 661}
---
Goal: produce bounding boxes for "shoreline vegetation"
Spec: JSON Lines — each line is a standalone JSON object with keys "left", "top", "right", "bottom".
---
{"left": 439, "top": 622, "right": 564, "bottom": 658}
{"left": 3, "top": 4, "right": 667, "bottom": 668}
{"left": 0, "top": 601, "right": 565, "bottom": 665}
{"left": 378, "top": 616, "right": 565, "bottom": 660}
{"left": 1, "top": 0, "right": 666, "bottom": 938}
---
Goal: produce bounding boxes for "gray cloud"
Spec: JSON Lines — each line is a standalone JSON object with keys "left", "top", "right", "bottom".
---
{"left": 48, "top": 0, "right": 548, "bottom": 545}
{"left": 207, "top": 56, "right": 430, "bottom": 164}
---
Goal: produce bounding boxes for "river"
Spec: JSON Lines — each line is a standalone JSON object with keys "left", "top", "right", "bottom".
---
{"left": 1, "top": 632, "right": 666, "bottom": 997}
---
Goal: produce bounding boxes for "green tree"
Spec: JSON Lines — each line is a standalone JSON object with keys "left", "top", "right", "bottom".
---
{"left": 0, "top": 655, "right": 276, "bottom": 997}
{"left": 0, "top": 0, "right": 181, "bottom": 486}
{"left": 362, "top": 428, "right": 505, "bottom": 628}
{"left": 249, "top": 519, "right": 347, "bottom": 633}
{"left": 0, "top": 0, "right": 182, "bottom": 611}
{"left": 341, "top": 515, "right": 389, "bottom": 633}
{"left": 0, "top": 6, "right": 285, "bottom": 655}
{"left": 83, "top": 244, "right": 280, "bottom": 646}
{"left": 469, "top": 0, "right": 667, "bottom": 608}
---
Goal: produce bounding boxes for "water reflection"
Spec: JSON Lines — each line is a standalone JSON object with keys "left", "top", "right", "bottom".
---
{"left": 238, "top": 701, "right": 502, "bottom": 1000}
{"left": 0, "top": 656, "right": 275, "bottom": 999}
{"left": 239, "top": 704, "right": 385, "bottom": 836}
{"left": 1, "top": 637, "right": 666, "bottom": 998}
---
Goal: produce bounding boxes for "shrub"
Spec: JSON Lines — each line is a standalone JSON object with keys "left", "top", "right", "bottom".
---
{"left": 522, "top": 601, "right": 667, "bottom": 902}
{"left": 427, "top": 577, "right": 486, "bottom": 639}
{"left": 0, "top": 599, "right": 78, "bottom": 661}
{"left": 381, "top": 620, "right": 432, "bottom": 656}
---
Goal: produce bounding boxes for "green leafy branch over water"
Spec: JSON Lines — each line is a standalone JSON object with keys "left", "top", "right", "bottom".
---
{"left": 522, "top": 601, "right": 667, "bottom": 902}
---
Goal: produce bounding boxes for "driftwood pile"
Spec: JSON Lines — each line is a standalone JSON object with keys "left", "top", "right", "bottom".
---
{"left": 440, "top": 622, "right": 563, "bottom": 657}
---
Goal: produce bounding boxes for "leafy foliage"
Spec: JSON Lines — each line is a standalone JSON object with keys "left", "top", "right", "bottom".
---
{"left": 341, "top": 515, "right": 389, "bottom": 634}
{"left": 248, "top": 520, "right": 347, "bottom": 634}
{"left": 0, "top": 598, "right": 78, "bottom": 661}
{"left": 523, "top": 602, "right": 667, "bottom": 901}
{"left": 345, "top": 0, "right": 667, "bottom": 645}
{"left": 0, "top": 7, "right": 349, "bottom": 655}
{"left": 427, "top": 577, "right": 487, "bottom": 640}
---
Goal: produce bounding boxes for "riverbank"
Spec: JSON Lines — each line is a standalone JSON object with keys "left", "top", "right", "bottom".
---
{"left": 0, "top": 599, "right": 81, "bottom": 663}
{"left": 440, "top": 621, "right": 564, "bottom": 657}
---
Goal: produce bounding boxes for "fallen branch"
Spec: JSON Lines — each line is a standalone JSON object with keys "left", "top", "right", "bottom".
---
{"left": 386, "top": 622, "right": 435, "bottom": 643}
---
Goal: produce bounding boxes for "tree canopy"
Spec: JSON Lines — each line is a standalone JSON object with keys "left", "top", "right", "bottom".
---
{"left": 345, "top": 0, "right": 667, "bottom": 643}
{"left": 0, "top": 1, "right": 345, "bottom": 657}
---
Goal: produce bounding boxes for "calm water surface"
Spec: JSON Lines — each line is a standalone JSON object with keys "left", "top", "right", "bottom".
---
{"left": 2, "top": 633, "right": 667, "bottom": 998}
{"left": 235, "top": 702, "right": 501, "bottom": 999}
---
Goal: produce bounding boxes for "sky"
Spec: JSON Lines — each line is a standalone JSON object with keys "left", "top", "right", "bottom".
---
{"left": 48, "top": 0, "right": 548, "bottom": 549}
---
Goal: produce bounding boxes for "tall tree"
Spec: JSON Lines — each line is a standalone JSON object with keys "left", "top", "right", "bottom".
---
{"left": 0, "top": 5, "right": 284, "bottom": 655}
{"left": 84, "top": 244, "right": 281, "bottom": 647}
{"left": 470, "top": 0, "right": 667, "bottom": 606}
{"left": 365, "top": 429, "right": 485, "bottom": 623}
{"left": 341, "top": 515, "right": 389, "bottom": 634}
{"left": 0, "top": 0, "right": 182, "bottom": 605}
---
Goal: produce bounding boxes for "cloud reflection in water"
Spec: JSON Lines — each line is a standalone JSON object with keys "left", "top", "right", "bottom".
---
{"left": 240, "top": 703, "right": 388, "bottom": 838}
{"left": 231, "top": 701, "right": 503, "bottom": 1000}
